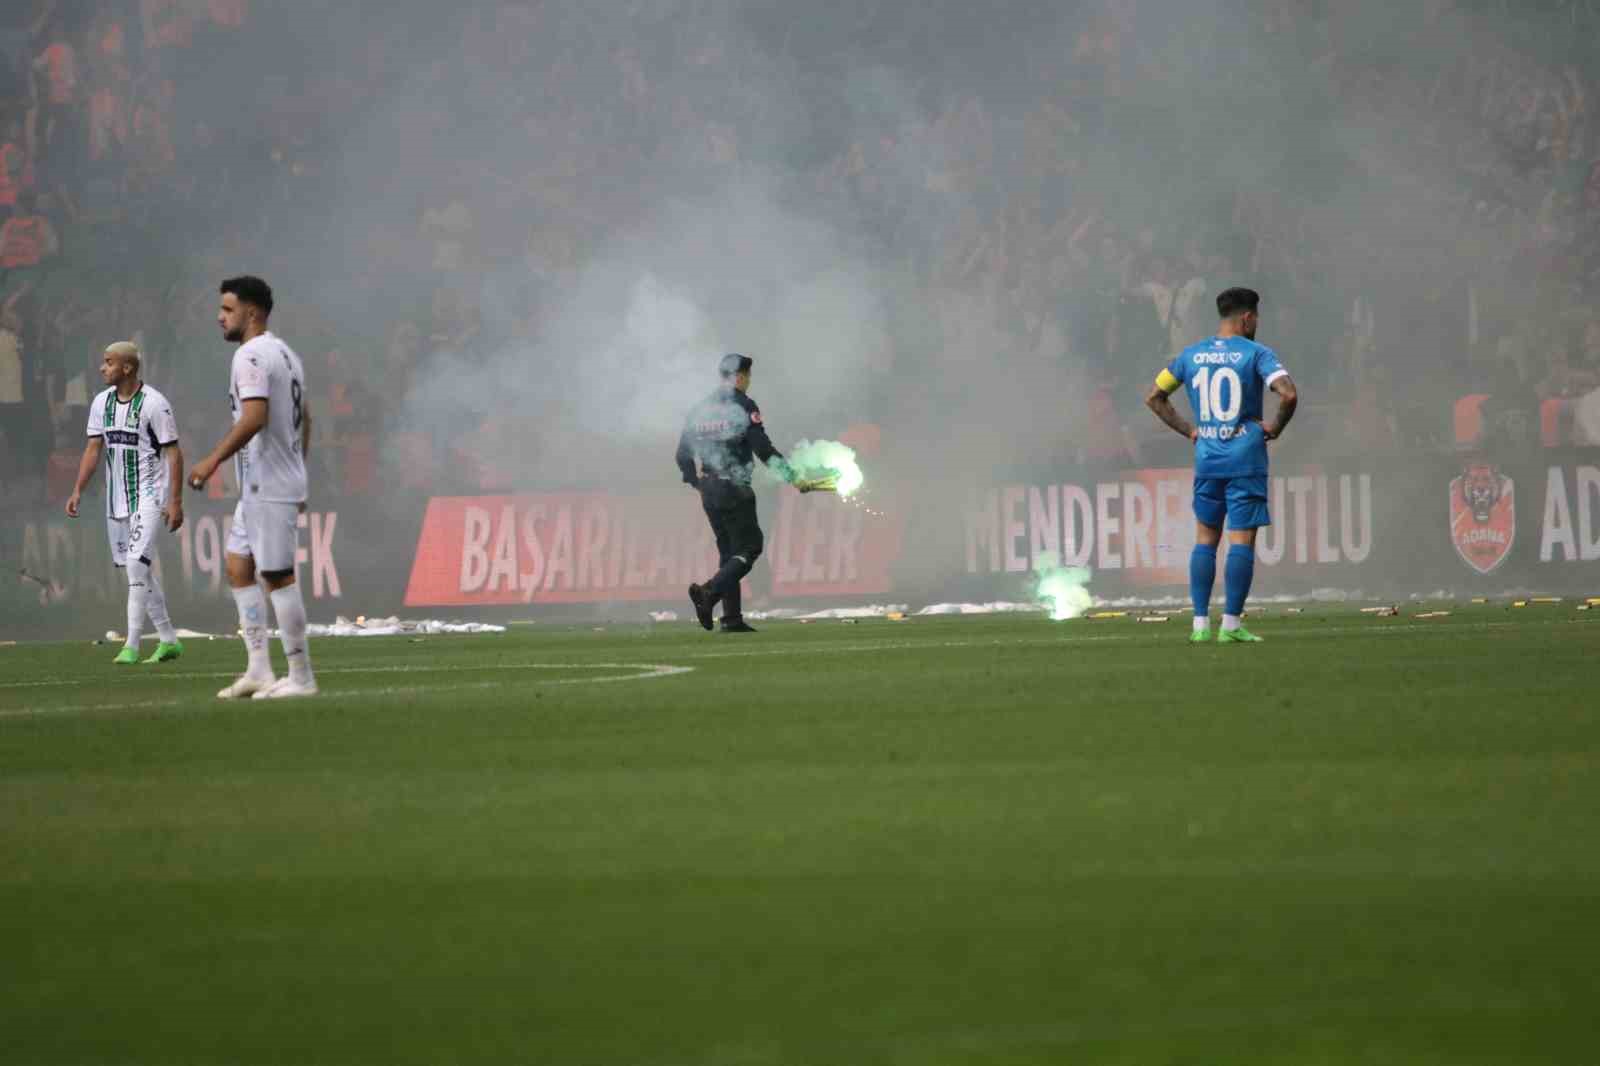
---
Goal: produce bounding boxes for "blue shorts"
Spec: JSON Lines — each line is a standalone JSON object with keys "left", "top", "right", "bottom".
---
{"left": 1193, "top": 475, "right": 1271, "bottom": 530}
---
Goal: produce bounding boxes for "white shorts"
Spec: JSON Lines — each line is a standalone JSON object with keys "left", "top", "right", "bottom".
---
{"left": 226, "top": 499, "right": 301, "bottom": 575}
{"left": 107, "top": 501, "right": 163, "bottom": 569}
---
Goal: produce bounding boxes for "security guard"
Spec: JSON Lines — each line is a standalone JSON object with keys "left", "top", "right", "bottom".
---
{"left": 676, "top": 353, "right": 830, "bottom": 632}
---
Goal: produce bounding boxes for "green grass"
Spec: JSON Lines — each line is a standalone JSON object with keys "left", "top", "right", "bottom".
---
{"left": 2, "top": 608, "right": 1597, "bottom": 1065}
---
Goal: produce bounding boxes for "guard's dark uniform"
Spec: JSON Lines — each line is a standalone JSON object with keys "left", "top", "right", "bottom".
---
{"left": 676, "top": 355, "right": 790, "bottom": 630}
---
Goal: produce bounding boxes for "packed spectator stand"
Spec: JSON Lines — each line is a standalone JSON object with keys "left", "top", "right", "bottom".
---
{"left": 2, "top": 0, "right": 1598, "bottom": 510}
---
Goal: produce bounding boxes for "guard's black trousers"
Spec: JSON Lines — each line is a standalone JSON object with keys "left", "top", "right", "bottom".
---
{"left": 699, "top": 478, "right": 764, "bottom": 623}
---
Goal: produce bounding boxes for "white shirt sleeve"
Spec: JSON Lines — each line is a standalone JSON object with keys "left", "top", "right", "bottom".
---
{"left": 151, "top": 394, "right": 179, "bottom": 445}
{"left": 86, "top": 392, "right": 106, "bottom": 437}
{"left": 233, "top": 346, "right": 271, "bottom": 402}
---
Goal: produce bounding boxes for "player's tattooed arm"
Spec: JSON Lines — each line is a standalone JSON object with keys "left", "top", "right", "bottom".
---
{"left": 65, "top": 437, "right": 104, "bottom": 517}
{"left": 1145, "top": 383, "right": 1197, "bottom": 442}
{"left": 1263, "top": 376, "right": 1298, "bottom": 441}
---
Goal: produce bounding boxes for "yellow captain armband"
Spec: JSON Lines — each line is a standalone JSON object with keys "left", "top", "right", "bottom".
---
{"left": 1154, "top": 369, "right": 1182, "bottom": 394}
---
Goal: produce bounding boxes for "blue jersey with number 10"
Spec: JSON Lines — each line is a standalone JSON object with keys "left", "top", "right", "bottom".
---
{"left": 1162, "top": 336, "right": 1287, "bottom": 478}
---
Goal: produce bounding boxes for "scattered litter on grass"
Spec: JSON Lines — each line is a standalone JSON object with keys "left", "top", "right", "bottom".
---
{"left": 649, "top": 610, "right": 679, "bottom": 623}
{"left": 1087, "top": 611, "right": 1128, "bottom": 620}
{"left": 799, "top": 605, "right": 910, "bottom": 620}
{"left": 746, "top": 608, "right": 807, "bottom": 621}
{"left": 308, "top": 617, "right": 508, "bottom": 637}
{"left": 1415, "top": 611, "right": 1452, "bottom": 619}
{"left": 916, "top": 602, "right": 1047, "bottom": 616}
{"left": 1137, "top": 616, "right": 1169, "bottom": 624}
{"left": 1530, "top": 597, "right": 1563, "bottom": 604}
{"left": 1360, "top": 605, "right": 1399, "bottom": 617}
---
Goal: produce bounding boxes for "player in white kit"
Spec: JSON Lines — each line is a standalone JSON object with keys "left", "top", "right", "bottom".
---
{"left": 65, "top": 342, "right": 186, "bottom": 664}
{"left": 188, "top": 276, "right": 319, "bottom": 699}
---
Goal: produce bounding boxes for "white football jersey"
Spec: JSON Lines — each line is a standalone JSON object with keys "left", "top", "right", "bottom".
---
{"left": 86, "top": 384, "right": 180, "bottom": 519}
{"left": 230, "top": 331, "right": 308, "bottom": 503}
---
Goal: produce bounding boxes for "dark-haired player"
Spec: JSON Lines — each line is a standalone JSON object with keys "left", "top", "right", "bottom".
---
{"left": 1145, "top": 287, "right": 1298, "bottom": 643}
{"left": 188, "top": 276, "right": 318, "bottom": 697}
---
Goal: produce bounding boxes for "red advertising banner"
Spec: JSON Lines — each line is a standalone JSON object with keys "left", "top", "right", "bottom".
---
{"left": 405, "top": 492, "right": 723, "bottom": 606}
{"left": 768, "top": 491, "right": 903, "bottom": 598}
{"left": 404, "top": 422, "right": 905, "bottom": 607}
{"left": 404, "top": 488, "right": 906, "bottom": 607}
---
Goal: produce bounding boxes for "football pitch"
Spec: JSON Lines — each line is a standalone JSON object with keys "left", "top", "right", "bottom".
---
{"left": 3, "top": 608, "right": 1596, "bottom": 1064}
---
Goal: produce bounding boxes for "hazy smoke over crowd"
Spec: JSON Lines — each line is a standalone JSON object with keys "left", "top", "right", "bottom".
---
{"left": 8, "top": 0, "right": 1597, "bottom": 613}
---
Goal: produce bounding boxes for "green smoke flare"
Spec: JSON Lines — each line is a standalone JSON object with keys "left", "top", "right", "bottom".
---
{"left": 1033, "top": 555, "right": 1093, "bottom": 621}
{"left": 776, "top": 439, "right": 865, "bottom": 497}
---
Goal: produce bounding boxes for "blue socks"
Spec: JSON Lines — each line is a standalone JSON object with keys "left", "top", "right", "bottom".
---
{"left": 1190, "top": 544, "right": 1217, "bottom": 621}
{"left": 1225, "top": 544, "right": 1255, "bottom": 618}
{"left": 1193, "top": 542, "right": 1257, "bottom": 625}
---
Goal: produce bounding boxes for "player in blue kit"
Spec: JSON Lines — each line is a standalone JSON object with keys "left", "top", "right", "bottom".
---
{"left": 1145, "top": 287, "right": 1298, "bottom": 643}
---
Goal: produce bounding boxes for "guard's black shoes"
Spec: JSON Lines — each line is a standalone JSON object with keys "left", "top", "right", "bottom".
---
{"left": 720, "top": 620, "right": 758, "bottom": 633}
{"left": 688, "top": 584, "right": 715, "bottom": 631}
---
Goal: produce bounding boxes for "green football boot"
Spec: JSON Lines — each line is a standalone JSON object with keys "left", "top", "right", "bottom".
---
{"left": 144, "top": 640, "right": 184, "bottom": 664}
{"left": 1217, "top": 625, "right": 1264, "bottom": 644}
{"left": 112, "top": 646, "right": 141, "bottom": 665}
{"left": 1188, "top": 627, "right": 1212, "bottom": 644}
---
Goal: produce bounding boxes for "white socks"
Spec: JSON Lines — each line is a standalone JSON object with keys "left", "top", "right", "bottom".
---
{"left": 1192, "top": 615, "right": 1210, "bottom": 633}
{"left": 124, "top": 557, "right": 178, "bottom": 648}
{"left": 125, "top": 562, "right": 150, "bottom": 649}
{"left": 270, "top": 584, "right": 315, "bottom": 685}
{"left": 232, "top": 584, "right": 273, "bottom": 680}
{"left": 1222, "top": 613, "right": 1242, "bottom": 631}
{"left": 231, "top": 583, "right": 315, "bottom": 686}
{"left": 144, "top": 556, "right": 177, "bottom": 644}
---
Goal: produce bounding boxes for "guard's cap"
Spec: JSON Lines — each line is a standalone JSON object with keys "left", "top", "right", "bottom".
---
{"left": 718, "top": 353, "right": 753, "bottom": 378}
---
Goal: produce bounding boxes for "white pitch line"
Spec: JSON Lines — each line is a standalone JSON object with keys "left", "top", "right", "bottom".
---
{"left": 0, "top": 661, "right": 693, "bottom": 690}
{"left": 0, "top": 665, "right": 695, "bottom": 720}
{"left": 0, "top": 618, "right": 1545, "bottom": 693}
{"left": 0, "top": 698, "right": 183, "bottom": 719}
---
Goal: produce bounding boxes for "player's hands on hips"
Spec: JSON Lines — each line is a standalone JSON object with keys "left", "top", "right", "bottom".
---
{"left": 164, "top": 500, "right": 185, "bottom": 532}
{"left": 1187, "top": 428, "right": 1199, "bottom": 443}
{"left": 65, "top": 491, "right": 80, "bottom": 518}
{"left": 188, "top": 458, "right": 216, "bottom": 490}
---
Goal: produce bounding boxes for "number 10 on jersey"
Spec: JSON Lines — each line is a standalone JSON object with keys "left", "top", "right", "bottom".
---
{"left": 1193, "top": 366, "right": 1241, "bottom": 423}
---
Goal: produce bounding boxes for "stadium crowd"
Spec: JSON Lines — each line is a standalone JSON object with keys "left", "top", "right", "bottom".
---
{"left": 2, "top": 0, "right": 1599, "bottom": 507}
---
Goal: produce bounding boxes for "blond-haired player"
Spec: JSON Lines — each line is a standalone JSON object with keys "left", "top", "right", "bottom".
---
{"left": 65, "top": 342, "right": 186, "bottom": 663}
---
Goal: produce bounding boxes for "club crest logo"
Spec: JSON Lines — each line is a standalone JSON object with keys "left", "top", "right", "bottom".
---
{"left": 1449, "top": 463, "right": 1515, "bottom": 575}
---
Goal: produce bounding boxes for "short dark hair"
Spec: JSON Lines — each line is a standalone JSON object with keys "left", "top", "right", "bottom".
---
{"left": 718, "top": 353, "right": 753, "bottom": 379}
{"left": 1216, "top": 287, "right": 1259, "bottom": 319}
{"left": 220, "top": 275, "right": 274, "bottom": 316}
